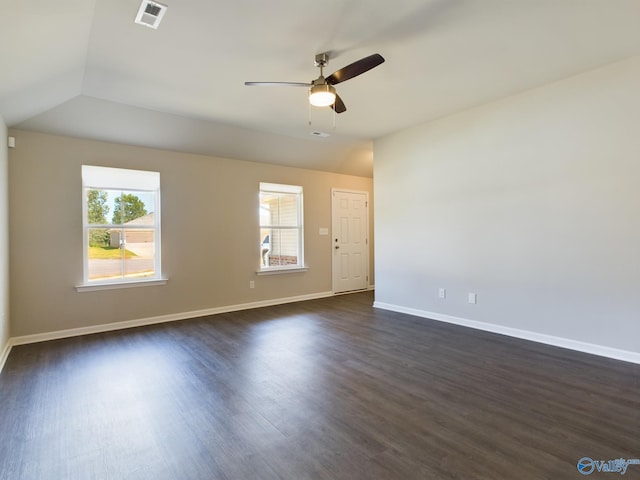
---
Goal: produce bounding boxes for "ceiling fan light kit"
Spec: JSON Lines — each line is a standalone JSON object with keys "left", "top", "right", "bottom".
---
{"left": 309, "top": 83, "right": 336, "bottom": 107}
{"left": 245, "top": 53, "right": 385, "bottom": 115}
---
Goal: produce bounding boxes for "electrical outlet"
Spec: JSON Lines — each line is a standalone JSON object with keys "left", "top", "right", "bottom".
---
{"left": 438, "top": 288, "right": 446, "bottom": 299}
{"left": 468, "top": 292, "right": 477, "bottom": 304}
{"left": 249, "top": 280, "right": 255, "bottom": 289}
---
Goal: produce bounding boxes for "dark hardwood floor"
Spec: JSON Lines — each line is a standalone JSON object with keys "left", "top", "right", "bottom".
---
{"left": 1, "top": 291, "right": 638, "bottom": 479}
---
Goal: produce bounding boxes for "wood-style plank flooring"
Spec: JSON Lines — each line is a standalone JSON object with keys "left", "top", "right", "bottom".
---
{"left": 1, "top": 291, "right": 638, "bottom": 479}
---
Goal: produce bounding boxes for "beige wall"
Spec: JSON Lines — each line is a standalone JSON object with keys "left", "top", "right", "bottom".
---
{"left": 0, "top": 116, "right": 9, "bottom": 356}
{"left": 8, "top": 130, "right": 373, "bottom": 337}
{"left": 374, "top": 56, "right": 640, "bottom": 356}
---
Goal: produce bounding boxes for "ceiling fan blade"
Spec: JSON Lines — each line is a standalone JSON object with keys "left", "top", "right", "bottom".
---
{"left": 244, "top": 81, "right": 311, "bottom": 87}
{"left": 326, "top": 53, "right": 385, "bottom": 85}
{"left": 331, "top": 94, "right": 347, "bottom": 114}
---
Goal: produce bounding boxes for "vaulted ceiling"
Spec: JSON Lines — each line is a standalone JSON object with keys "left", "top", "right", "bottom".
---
{"left": 2, "top": 0, "right": 640, "bottom": 176}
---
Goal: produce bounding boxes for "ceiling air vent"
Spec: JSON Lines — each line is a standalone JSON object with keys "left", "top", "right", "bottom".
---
{"left": 134, "top": 0, "right": 167, "bottom": 29}
{"left": 311, "top": 131, "right": 330, "bottom": 138}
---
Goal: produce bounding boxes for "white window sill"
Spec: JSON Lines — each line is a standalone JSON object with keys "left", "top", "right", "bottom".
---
{"left": 256, "top": 266, "right": 309, "bottom": 276}
{"left": 76, "top": 278, "right": 168, "bottom": 292}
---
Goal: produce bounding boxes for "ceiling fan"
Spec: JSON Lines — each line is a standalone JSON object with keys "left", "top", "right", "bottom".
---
{"left": 245, "top": 52, "right": 385, "bottom": 114}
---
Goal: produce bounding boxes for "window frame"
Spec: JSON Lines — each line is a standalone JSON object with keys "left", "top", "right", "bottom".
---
{"left": 258, "top": 182, "right": 306, "bottom": 274}
{"left": 78, "top": 165, "right": 165, "bottom": 291}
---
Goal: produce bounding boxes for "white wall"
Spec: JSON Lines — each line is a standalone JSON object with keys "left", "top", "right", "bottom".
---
{"left": 8, "top": 131, "right": 373, "bottom": 338}
{"left": 374, "top": 56, "right": 640, "bottom": 359}
{"left": 0, "top": 115, "right": 9, "bottom": 366}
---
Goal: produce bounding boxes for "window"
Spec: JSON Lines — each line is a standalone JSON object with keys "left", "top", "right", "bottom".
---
{"left": 80, "top": 165, "right": 162, "bottom": 288}
{"left": 259, "top": 183, "right": 304, "bottom": 270}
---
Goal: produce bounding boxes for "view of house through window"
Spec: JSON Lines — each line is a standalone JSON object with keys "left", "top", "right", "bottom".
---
{"left": 259, "top": 183, "right": 303, "bottom": 269}
{"left": 82, "top": 165, "right": 161, "bottom": 284}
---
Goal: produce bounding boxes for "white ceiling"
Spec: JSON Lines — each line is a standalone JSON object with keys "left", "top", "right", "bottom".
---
{"left": 2, "top": 0, "right": 640, "bottom": 176}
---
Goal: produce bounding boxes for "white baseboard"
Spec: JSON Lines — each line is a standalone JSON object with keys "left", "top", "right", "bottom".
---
{"left": 0, "top": 339, "right": 11, "bottom": 373}
{"left": 10, "top": 291, "right": 335, "bottom": 348}
{"left": 373, "top": 302, "right": 640, "bottom": 365}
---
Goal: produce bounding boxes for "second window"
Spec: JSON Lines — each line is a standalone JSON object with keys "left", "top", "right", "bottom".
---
{"left": 259, "top": 183, "right": 304, "bottom": 270}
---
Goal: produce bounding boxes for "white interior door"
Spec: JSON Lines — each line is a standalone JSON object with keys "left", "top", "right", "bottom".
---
{"left": 332, "top": 189, "right": 369, "bottom": 293}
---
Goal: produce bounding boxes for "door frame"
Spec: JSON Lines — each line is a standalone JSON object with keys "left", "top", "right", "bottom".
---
{"left": 331, "top": 188, "right": 370, "bottom": 294}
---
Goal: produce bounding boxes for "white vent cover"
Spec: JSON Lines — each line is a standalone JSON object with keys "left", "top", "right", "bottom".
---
{"left": 134, "top": 0, "right": 167, "bottom": 29}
